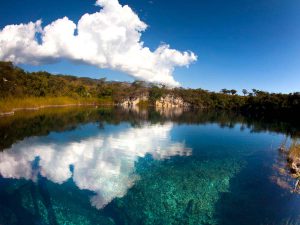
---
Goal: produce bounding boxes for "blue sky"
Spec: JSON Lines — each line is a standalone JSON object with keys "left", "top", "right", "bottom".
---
{"left": 0, "top": 0, "right": 299, "bottom": 93}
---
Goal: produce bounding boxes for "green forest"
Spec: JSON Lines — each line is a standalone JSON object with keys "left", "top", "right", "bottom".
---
{"left": 0, "top": 61, "right": 299, "bottom": 117}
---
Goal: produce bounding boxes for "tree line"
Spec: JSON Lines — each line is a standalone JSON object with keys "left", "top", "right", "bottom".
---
{"left": 0, "top": 61, "right": 299, "bottom": 117}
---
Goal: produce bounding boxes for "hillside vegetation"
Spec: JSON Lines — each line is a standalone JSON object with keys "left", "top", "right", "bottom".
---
{"left": 0, "top": 61, "right": 299, "bottom": 117}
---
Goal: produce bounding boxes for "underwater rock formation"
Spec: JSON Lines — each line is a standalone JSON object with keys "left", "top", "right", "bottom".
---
{"left": 0, "top": 178, "right": 116, "bottom": 225}
{"left": 107, "top": 156, "right": 244, "bottom": 225}
{"left": 0, "top": 155, "right": 244, "bottom": 225}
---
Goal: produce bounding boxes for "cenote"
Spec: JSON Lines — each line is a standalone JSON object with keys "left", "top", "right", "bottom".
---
{"left": 0, "top": 107, "right": 300, "bottom": 225}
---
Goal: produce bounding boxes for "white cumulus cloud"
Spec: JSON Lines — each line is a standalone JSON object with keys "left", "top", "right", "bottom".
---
{"left": 0, "top": 0, "right": 197, "bottom": 86}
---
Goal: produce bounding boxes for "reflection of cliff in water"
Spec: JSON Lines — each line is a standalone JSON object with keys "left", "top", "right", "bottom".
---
{"left": 1, "top": 106, "right": 300, "bottom": 150}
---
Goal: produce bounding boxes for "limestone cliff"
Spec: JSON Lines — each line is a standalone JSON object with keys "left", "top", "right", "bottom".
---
{"left": 120, "top": 93, "right": 190, "bottom": 109}
{"left": 155, "top": 95, "right": 190, "bottom": 108}
{"left": 119, "top": 94, "right": 149, "bottom": 107}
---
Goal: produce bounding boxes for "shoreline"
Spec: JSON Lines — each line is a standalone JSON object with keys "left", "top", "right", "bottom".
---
{"left": 0, "top": 103, "right": 114, "bottom": 117}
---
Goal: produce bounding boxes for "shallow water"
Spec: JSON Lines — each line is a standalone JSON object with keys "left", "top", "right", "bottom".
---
{"left": 0, "top": 107, "right": 300, "bottom": 225}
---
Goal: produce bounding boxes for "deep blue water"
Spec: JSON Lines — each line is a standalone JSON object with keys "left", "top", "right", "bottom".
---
{"left": 0, "top": 108, "right": 299, "bottom": 225}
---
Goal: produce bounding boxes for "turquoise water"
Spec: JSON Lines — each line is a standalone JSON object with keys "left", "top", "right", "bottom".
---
{"left": 0, "top": 108, "right": 300, "bottom": 224}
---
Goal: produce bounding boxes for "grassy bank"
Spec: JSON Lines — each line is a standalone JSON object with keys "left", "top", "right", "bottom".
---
{"left": 0, "top": 97, "right": 113, "bottom": 114}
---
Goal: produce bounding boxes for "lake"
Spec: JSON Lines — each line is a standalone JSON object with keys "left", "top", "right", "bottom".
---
{"left": 0, "top": 107, "right": 300, "bottom": 225}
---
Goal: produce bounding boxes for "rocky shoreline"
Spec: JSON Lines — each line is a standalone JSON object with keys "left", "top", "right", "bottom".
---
{"left": 271, "top": 140, "right": 300, "bottom": 193}
{"left": 0, "top": 94, "right": 191, "bottom": 117}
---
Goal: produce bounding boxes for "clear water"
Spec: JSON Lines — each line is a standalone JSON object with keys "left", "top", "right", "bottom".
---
{"left": 0, "top": 107, "right": 300, "bottom": 225}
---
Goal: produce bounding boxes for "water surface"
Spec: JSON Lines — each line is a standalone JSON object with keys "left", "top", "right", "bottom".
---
{"left": 0, "top": 107, "right": 299, "bottom": 225}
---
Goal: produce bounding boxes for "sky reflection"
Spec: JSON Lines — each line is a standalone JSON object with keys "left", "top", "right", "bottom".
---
{"left": 0, "top": 122, "right": 191, "bottom": 209}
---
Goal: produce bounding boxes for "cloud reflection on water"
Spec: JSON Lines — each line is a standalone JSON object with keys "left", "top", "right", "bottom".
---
{"left": 0, "top": 122, "right": 191, "bottom": 209}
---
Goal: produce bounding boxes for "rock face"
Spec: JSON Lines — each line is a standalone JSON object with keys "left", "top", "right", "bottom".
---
{"left": 119, "top": 94, "right": 149, "bottom": 107}
{"left": 155, "top": 95, "right": 190, "bottom": 108}
{"left": 120, "top": 93, "right": 190, "bottom": 109}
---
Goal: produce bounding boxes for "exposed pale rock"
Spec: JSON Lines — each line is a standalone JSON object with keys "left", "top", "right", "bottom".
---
{"left": 119, "top": 94, "right": 149, "bottom": 107}
{"left": 155, "top": 94, "right": 190, "bottom": 108}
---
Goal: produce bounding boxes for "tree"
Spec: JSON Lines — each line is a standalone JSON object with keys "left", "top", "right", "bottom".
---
{"left": 149, "top": 86, "right": 164, "bottom": 101}
{"left": 221, "top": 89, "right": 229, "bottom": 94}
{"left": 230, "top": 89, "right": 237, "bottom": 95}
{"left": 76, "top": 85, "right": 89, "bottom": 97}
{"left": 252, "top": 89, "right": 258, "bottom": 96}
{"left": 242, "top": 89, "right": 248, "bottom": 96}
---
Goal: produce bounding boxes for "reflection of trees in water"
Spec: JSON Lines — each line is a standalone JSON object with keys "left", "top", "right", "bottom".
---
{"left": 0, "top": 107, "right": 300, "bottom": 224}
{"left": 1, "top": 107, "right": 300, "bottom": 151}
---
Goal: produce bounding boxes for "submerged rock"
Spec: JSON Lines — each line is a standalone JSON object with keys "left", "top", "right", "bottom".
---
{"left": 107, "top": 156, "right": 244, "bottom": 225}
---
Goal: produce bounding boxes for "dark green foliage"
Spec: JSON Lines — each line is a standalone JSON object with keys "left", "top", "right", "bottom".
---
{"left": 242, "top": 89, "right": 248, "bottom": 96}
{"left": 242, "top": 91, "right": 300, "bottom": 117}
{"left": 0, "top": 61, "right": 299, "bottom": 116}
{"left": 0, "top": 61, "right": 144, "bottom": 101}
{"left": 149, "top": 85, "right": 166, "bottom": 101}
{"left": 230, "top": 89, "right": 237, "bottom": 95}
{"left": 171, "top": 88, "right": 246, "bottom": 109}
